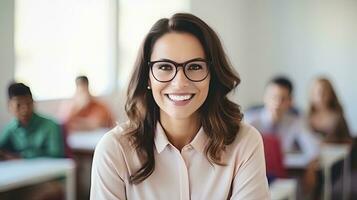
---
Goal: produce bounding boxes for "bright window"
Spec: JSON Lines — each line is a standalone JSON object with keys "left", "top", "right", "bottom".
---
{"left": 15, "top": 0, "right": 117, "bottom": 100}
{"left": 117, "top": 0, "right": 190, "bottom": 87}
{"left": 15, "top": 0, "right": 190, "bottom": 100}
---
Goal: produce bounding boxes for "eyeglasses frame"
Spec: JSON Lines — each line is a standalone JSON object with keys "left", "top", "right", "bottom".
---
{"left": 148, "top": 58, "right": 210, "bottom": 83}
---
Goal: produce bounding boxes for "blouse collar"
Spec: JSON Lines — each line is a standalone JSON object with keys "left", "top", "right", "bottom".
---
{"left": 154, "top": 122, "right": 209, "bottom": 154}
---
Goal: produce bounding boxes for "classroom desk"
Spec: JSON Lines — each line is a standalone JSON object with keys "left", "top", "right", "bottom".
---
{"left": 0, "top": 158, "right": 76, "bottom": 200}
{"left": 284, "top": 153, "right": 311, "bottom": 169}
{"left": 270, "top": 178, "right": 297, "bottom": 200}
{"left": 283, "top": 144, "right": 350, "bottom": 200}
{"left": 319, "top": 144, "right": 350, "bottom": 200}
{"left": 67, "top": 128, "right": 108, "bottom": 152}
{"left": 67, "top": 129, "right": 108, "bottom": 199}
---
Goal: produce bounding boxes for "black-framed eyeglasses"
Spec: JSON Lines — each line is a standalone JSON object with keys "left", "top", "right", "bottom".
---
{"left": 148, "top": 58, "right": 210, "bottom": 82}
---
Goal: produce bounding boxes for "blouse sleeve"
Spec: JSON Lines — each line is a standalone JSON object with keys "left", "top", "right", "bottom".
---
{"left": 230, "top": 127, "right": 270, "bottom": 200}
{"left": 90, "top": 131, "right": 127, "bottom": 200}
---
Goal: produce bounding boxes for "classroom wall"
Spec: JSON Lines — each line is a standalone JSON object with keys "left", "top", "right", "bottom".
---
{"left": 191, "top": 0, "right": 281, "bottom": 108}
{"left": 0, "top": 0, "right": 15, "bottom": 130}
{"left": 271, "top": 1, "right": 357, "bottom": 135}
{"left": 0, "top": 0, "right": 356, "bottom": 134}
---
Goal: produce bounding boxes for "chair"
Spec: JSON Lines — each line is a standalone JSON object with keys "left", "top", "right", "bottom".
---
{"left": 60, "top": 124, "right": 73, "bottom": 158}
{"left": 262, "top": 134, "right": 287, "bottom": 182}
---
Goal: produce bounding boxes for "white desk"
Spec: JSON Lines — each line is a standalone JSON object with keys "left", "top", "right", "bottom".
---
{"left": 0, "top": 158, "right": 76, "bottom": 200}
{"left": 319, "top": 144, "right": 350, "bottom": 200}
{"left": 284, "top": 144, "right": 350, "bottom": 200}
{"left": 66, "top": 129, "right": 107, "bottom": 199}
{"left": 270, "top": 178, "right": 297, "bottom": 200}
{"left": 67, "top": 129, "right": 108, "bottom": 151}
{"left": 284, "top": 153, "right": 311, "bottom": 169}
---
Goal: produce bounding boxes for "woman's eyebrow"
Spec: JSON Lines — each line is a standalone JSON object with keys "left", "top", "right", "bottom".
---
{"left": 153, "top": 57, "right": 206, "bottom": 62}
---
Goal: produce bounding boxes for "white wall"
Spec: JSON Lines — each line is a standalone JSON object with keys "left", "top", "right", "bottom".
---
{"left": 271, "top": 1, "right": 357, "bottom": 135}
{"left": 0, "top": 0, "right": 356, "bottom": 134}
{"left": 0, "top": 0, "right": 15, "bottom": 130}
{"left": 192, "top": 0, "right": 288, "bottom": 108}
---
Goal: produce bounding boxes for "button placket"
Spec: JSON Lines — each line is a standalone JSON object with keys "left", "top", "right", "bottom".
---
{"left": 173, "top": 146, "right": 191, "bottom": 200}
{"left": 181, "top": 145, "right": 193, "bottom": 167}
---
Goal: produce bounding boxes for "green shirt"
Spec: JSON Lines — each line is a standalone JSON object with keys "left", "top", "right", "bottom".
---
{"left": 0, "top": 112, "right": 64, "bottom": 158}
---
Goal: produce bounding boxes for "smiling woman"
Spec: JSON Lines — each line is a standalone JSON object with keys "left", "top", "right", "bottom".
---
{"left": 90, "top": 13, "right": 269, "bottom": 200}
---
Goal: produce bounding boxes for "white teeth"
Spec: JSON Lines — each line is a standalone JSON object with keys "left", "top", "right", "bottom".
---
{"left": 167, "top": 94, "right": 193, "bottom": 101}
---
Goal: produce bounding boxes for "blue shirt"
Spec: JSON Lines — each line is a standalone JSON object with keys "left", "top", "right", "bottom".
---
{"left": 245, "top": 107, "right": 319, "bottom": 167}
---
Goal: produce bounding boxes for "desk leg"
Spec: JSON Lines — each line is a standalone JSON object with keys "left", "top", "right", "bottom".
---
{"left": 289, "top": 181, "right": 297, "bottom": 200}
{"left": 324, "top": 165, "right": 331, "bottom": 200}
{"left": 66, "top": 167, "right": 76, "bottom": 200}
{"left": 342, "top": 155, "right": 350, "bottom": 200}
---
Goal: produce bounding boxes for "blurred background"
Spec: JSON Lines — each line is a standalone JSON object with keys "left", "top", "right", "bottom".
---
{"left": 0, "top": 0, "right": 356, "bottom": 199}
{"left": 1, "top": 0, "right": 356, "bottom": 131}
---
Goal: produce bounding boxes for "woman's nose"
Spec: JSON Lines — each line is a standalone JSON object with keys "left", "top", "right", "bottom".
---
{"left": 171, "top": 68, "right": 190, "bottom": 86}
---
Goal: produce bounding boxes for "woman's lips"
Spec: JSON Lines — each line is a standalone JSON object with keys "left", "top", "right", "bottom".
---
{"left": 165, "top": 94, "right": 195, "bottom": 106}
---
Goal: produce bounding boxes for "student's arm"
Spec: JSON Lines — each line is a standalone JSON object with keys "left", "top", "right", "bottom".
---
{"left": 0, "top": 129, "right": 21, "bottom": 160}
{"left": 0, "top": 128, "right": 11, "bottom": 148}
{"left": 0, "top": 150, "right": 21, "bottom": 160}
{"left": 230, "top": 128, "right": 270, "bottom": 200}
{"left": 295, "top": 121, "right": 320, "bottom": 163}
{"left": 46, "top": 122, "right": 65, "bottom": 157}
{"left": 90, "top": 131, "right": 126, "bottom": 200}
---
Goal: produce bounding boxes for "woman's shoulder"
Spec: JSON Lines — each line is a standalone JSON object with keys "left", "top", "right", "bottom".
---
{"left": 95, "top": 122, "right": 134, "bottom": 155}
{"left": 222, "top": 121, "right": 264, "bottom": 166}
{"left": 92, "top": 122, "right": 136, "bottom": 181}
{"left": 236, "top": 121, "right": 263, "bottom": 143}
{"left": 226, "top": 122, "right": 264, "bottom": 155}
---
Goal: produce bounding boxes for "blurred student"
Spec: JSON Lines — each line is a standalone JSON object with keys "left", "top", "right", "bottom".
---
{"left": 0, "top": 82, "right": 64, "bottom": 200}
{"left": 245, "top": 76, "right": 321, "bottom": 197}
{"left": 61, "top": 76, "right": 115, "bottom": 133}
{"left": 245, "top": 76, "right": 319, "bottom": 165}
{"left": 60, "top": 76, "right": 115, "bottom": 198}
{"left": 308, "top": 77, "right": 353, "bottom": 199}
{"left": 308, "top": 77, "right": 352, "bottom": 144}
{"left": 0, "top": 82, "right": 64, "bottom": 159}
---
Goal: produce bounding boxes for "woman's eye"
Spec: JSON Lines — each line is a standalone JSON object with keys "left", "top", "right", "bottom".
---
{"left": 187, "top": 64, "right": 202, "bottom": 70}
{"left": 158, "top": 64, "right": 173, "bottom": 70}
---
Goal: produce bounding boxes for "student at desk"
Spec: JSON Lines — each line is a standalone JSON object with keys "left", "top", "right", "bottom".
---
{"left": 245, "top": 76, "right": 319, "bottom": 166}
{"left": 0, "top": 82, "right": 64, "bottom": 159}
{"left": 308, "top": 77, "right": 352, "bottom": 144}
{"left": 308, "top": 77, "right": 353, "bottom": 199}
{"left": 59, "top": 75, "right": 116, "bottom": 199}
{"left": 0, "top": 82, "right": 65, "bottom": 200}
{"left": 245, "top": 76, "right": 320, "bottom": 197}
{"left": 60, "top": 75, "right": 115, "bottom": 133}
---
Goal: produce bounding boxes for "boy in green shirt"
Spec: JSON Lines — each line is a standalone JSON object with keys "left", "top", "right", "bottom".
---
{"left": 0, "top": 82, "right": 64, "bottom": 159}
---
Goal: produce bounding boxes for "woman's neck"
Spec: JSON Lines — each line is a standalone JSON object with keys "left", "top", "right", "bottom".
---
{"left": 160, "top": 112, "right": 201, "bottom": 151}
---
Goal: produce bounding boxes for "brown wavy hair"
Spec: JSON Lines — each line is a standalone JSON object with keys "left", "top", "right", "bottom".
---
{"left": 125, "top": 13, "right": 243, "bottom": 184}
{"left": 308, "top": 77, "right": 351, "bottom": 143}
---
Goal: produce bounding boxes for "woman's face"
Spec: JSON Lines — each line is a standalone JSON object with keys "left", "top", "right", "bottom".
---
{"left": 149, "top": 32, "right": 210, "bottom": 121}
{"left": 311, "top": 81, "right": 330, "bottom": 106}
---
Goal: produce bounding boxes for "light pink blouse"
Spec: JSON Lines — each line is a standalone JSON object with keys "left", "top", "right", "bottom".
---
{"left": 90, "top": 122, "right": 269, "bottom": 200}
